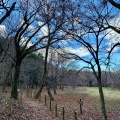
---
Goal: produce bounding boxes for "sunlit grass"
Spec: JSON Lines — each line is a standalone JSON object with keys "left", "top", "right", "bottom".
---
{"left": 75, "top": 87, "right": 120, "bottom": 99}
{"left": 55, "top": 86, "right": 120, "bottom": 108}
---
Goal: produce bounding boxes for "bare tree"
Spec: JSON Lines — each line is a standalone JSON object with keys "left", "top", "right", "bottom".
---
{"left": 0, "top": 0, "right": 16, "bottom": 24}
{"left": 61, "top": 1, "right": 115, "bottom": 119}
{"left": 35, "top": 0, "right": 73, "bottom": 99}
{"left": 107, "top": 0, "right": 120, "bottom": 9}
{"left": 47, "top": 49, "right": 75, "bottom": 92}
{"left": 3, "top": 0, "right": 67, "bottom": 99}
{"left": 100, "top": 0, "right": 120, "bottom": 58}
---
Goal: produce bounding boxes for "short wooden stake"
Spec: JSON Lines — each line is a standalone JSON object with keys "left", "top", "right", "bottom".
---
{"left": 20, "top": 92, "right": 22, "bottom": 105}
{"left": 39, "top": 95, "right": 41, "bottom": 102}
{"left": 50, "top": 99, "right": 51, "bottom": 110}
{"left": 55, "top": 103, "right": 57, "bottom": 117}
{"left": 9, "top": 99, "right": 12, "bottom": 116}
{"left": 74, "top": 111, "right": 77, "bottom": 120}
{"left": 30, "top": 89, "right": 32, "bottom": 98}
{"left": 62, "top": 107, "right": 65, "bottom": 120}
{"left": 19, "top": 92, "right": 22, "bottom": 108}
{"left": 34, "top": 90, "right": 36, "bottom": 99}
{"left": 45, "top": 95, "right": 46, "bottom": 105}
{"left": 26, "top": 89, "right": 29, "bottom": 97}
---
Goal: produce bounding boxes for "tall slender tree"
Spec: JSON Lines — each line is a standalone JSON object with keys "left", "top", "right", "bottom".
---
{"left": 61, "top": 1, "right": 117, "bottom": 119}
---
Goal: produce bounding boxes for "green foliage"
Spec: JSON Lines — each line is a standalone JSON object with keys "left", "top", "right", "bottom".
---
{"left": 27, "top": 53, "right": 43, "bottom": 60}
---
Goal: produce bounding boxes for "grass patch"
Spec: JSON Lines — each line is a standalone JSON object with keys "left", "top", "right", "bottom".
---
{"left": 66, "top": 87, "right": 120, "bottom": 107}
{"left": 106, "top": 99, "right": 120, "bottom": 106}
{"left": 76, "top": 87, "right": 120, "bottom": 99}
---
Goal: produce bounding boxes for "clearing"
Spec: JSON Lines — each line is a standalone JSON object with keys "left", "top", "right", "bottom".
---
{"left": 0, "top": 87, "right": 120, "bottom": 120}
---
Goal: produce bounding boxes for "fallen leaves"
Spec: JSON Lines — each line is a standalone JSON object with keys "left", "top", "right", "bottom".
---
{"left": 0, "top": 89, "right": 120, "bottom": 120}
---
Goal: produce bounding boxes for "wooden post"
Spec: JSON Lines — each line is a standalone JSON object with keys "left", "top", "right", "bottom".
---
{"left": 77, "top": 99, "right": 83, "bottom": 114}
{"left": 18, "top": 98, "right": 20, "bottom": 108}
{"left": 19, "top": 92, "right": 22, "bottom": 108}
{"left": 62, "top": 107, "right": 65, "bottom": 120}
{"left": 26, "top": 89, "right": 29, "bottom": 97}
{"left": 50, "top": 99, "right": 51, "bottom": 110}
{"left": 34, "top": 90, "right": 36, "bottom": 99}
{"left": 45, "top": 95, "right": 46, "bottom": 105}
{"left": 39, "top": 95, "right": 41, "bottom": 102}
{"left": 9, "top": 99, "right": 12, "bottom": 116}
{"left": 30, "top": 89, "right": 32, "bottom": 98}
{"left": 55, "top": 103, "right": 57, "bottom": 117}
{"left": 74, "top": 111, "right": 77, "bottom": 120}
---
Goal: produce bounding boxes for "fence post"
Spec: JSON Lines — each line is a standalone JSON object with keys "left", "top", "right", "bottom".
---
{"left": 62, "top": 107, "right": 65, "bottom": 120}
{"left": 30, "top": 89, "right": 32, "bottom": 98}
{"left": 55, "top": 103, "right": 57, "bottom": 117}
{"left": 9, "top": 99, "right": 12, "bottom": 116}
{"left": 45, "top": 95, "right": 46, "bottom": 105}
{"left": 74, "top": 111, "right": 77, "bottom": 120}
{"left": 39, "top": 95, "right": 41, "bottom": 102}
{"left": 50, "top": 99, "right": 51, "bottom": 110}
{"left": 19, "top": 92, "right": 22, "bottom": 108}
{"left": 34, "top": 90, "right": 36, "bottom": 99}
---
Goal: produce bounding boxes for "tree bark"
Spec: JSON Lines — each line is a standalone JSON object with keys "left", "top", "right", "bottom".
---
{"left": 0, "top": 2, "right": 16, "bottom": 24}
{"left": 11, "top": 61, "right": 21, "bottom": 99}
{"left": 47, "top": 85, "right": 54, "bottom": 101}
{"left": 98, "top": 82, "right": 107, "bottom": 120}
{"left": 2, "top": 64, "right": 13, "bottom": 92}
{"left": 35, "top": 74, "right": 46, "bottom": 99}
{"left": 35, "top": 33, "right": 50, "bottom": 98}
{"left": 108, "top": 0, "right": 120, "bottom": 9}
{"left": 54, "top": 87, "right": 57, "bottom": 94}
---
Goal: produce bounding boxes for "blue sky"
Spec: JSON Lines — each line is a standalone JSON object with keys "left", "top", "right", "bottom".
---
{"left": 0, "top": 0, "right": 120, "bottom": 71}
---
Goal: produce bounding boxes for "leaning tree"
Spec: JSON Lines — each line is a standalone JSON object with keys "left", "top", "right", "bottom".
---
{"left": 61, "top": 0, "right": 119, "bottom": 119}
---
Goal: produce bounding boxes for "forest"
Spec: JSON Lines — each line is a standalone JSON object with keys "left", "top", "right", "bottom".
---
{"left": 0, "top": 0, "right": 120, "bottom": 120}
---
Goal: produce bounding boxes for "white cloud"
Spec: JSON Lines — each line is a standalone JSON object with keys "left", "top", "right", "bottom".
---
{"left": 0, "top": 25, "right": 6, "bottom": 37}
{"left": 104, "top": 15, "right": 120, "bottom": 52}
{"left": 63, "top": 47, "right": 90, "bottom": 57}
{"left": 27, "top": 25, "right": 35, "bottom": 33}
{"left": 20, "top": 36, "right": 33, "bottom": 48}
{"left": 38, "top": 21, "right": 48, "bottom": 36}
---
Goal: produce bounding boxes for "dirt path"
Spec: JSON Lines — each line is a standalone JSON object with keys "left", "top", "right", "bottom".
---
{"left": 0, "top": 95, "right": 101, "bottom": 120}
{"left": 1, "top": 96, "right": 61, "bottom": 120}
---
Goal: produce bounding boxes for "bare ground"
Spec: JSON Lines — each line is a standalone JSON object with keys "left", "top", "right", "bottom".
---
{"left": 0, "top": 87, "right": 120, "bottom": 120}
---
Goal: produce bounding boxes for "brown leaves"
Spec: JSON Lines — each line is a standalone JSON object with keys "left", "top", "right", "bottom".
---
{"left": 0, "top": 89, "right": 120, "bottom": 120}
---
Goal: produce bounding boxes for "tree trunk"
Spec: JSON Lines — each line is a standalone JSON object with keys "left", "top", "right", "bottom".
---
{"left": 3, "top": 64, "right": 13, "bottom": 92}
{"left": 98, "top": 83, "right": 107, "bottom": 120}
{"left": 54, "top": 87, "right": 57, "bottom": 95}
{"left": 59, "top": 81, "right": 62, "bottom": 89}
{"left": 35, "top": 73, "right": 46, "bottom": 99}
{"left": 35, "top": 35, "right": 51, "bottom": 99}
{"left": 62, "top": 85, "right": 64, "bottom": 91}
{"left": 96, "top": 62, "right": 107, "bottom": 120}
{"left": 11, "top": 61, "right": 21, "bottom": 99}
{"left": 47, "top": 85, "right": 54, "bottom": 101}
